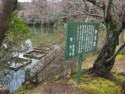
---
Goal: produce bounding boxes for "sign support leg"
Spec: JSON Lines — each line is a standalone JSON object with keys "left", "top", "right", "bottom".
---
{"left": 77, "top": 54, "right": 83, "bottom": 83}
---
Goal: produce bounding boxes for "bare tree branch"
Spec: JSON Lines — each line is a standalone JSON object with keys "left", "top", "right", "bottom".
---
{"left": 85, "top": 0, "right": 97, "bottom": 5}
{"left": 107, "top": 41, "right": 125, "bottom": 62}
{"left": 112, "top": 3, "right": 122, "bottom": 13}
{"left": 105, "top": 0, "right": 113, "bottom": 21}
{"left": 85, "top": 0, "right": 103, "bottom": 8}
{"left": 83, "top": 0, "right": 89, "bottom": 11}
{"left": 58, "top": 13, "right": 103, "bottom": 20}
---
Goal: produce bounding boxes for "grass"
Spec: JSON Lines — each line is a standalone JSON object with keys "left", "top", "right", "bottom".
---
{"left": 116, "top": 54, "right": 125, "bottom": 60}
{"left": 116, "top": 45, "right": 125, "bottom": 60}
{"left": 68, "top": 53, "right": 125, "bottom": 94}
{"left": 14, "top": 69, "right": 125, "bottom": 94}
{"left": 69, "top": 73, "right": 125, "bottom": 94}
{"left": 14, "top": 44, "right": 125, "bottom": 94}
{"left": 14, "top": 83, "right": 36, "bottom": 94}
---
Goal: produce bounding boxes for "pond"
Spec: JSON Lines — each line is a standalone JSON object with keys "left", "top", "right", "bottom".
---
{"left": 0, "top": 26, "right": 64, "bottom": 93}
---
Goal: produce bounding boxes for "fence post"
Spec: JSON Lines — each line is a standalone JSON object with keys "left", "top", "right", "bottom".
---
{"left": 35, "top": 72, "right": 39, "bottom": 84}
{"left": 25, "top": 68, "right": 30, "bottom": 84}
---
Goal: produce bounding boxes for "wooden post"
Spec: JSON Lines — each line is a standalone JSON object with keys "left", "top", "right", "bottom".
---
{"left": 24, "top": 69, "right": 30, "bottom": 84}
{"left": 121, "top": 81, "right": 125, "bottom": 94}
{"left": 35, "top": 73, "right": 39, "bottom": 84}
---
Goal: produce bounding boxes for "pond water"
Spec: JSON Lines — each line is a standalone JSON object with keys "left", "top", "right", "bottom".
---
{"left": 1, "top": 26, "right": 62, "bottom": 93}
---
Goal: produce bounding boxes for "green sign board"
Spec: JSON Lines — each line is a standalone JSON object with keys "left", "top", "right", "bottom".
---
{"left": 65, "top": 21, "right": 99, "bottom": 59}
{"left": 65, "top": 21, "right": 99, "bottom": 83}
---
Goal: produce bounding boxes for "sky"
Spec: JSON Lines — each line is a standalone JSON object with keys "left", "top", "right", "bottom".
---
{"left": 18, "top": 0, "right": 32, "bottom": 2}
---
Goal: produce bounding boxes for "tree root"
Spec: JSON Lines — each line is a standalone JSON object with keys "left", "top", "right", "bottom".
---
{"left": 83, "top": 68, "right": 124, "bottom": 84}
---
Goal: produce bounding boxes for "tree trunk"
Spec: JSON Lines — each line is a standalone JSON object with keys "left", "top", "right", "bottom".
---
{"left": 0, "top": 0, "right": 17, "bottom": 46}
{"left": 84, "top": 0, "right": 125, "bottom": 78}
{"left": 86, "top": 22, "right": 125, "bottom": 77}
{"left": 119, "top": 31, "right": 125, "bottom": 54}
{"left": 119, "top": 31, "right": 124, "bottom": 46}
{"left": 87, "top": 33, "right": 118, "bottom": 77}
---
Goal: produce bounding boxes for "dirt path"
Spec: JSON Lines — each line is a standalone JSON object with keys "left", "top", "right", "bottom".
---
{"left": 31, "top": 80, "right": 89, "bottom": 94}
{"left": 114, "top": 59, "right": 125, "bottom": 74}
{"left": 30, "top": 55, "right": 125, "bottom": 94}
{"left": 83, "top": 55, "right": 125, "bottom": 74}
